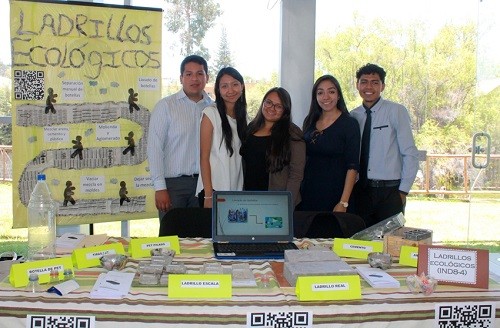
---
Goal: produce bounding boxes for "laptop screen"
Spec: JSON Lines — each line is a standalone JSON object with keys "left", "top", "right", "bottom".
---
{"left": 212, "top": 190, "right": 294, "bottom": 243}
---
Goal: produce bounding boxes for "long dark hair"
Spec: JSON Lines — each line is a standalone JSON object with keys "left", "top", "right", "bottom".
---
{"left": 302, "top": 75, "right": 348, "bottom": 131}
{"left": 214, "top": 67, "right": 248, "bottom": 156}
{"left": 247, "top": 87, "right": 292, "bottom": 173}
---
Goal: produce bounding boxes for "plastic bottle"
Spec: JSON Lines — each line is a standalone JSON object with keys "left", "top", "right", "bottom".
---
{"left": 25, "top": 273, "right": 44, "bottom": 293}
{"left": 63, "top": 268, "right": 74, "bottom": 281}
{"left": 49, "top": 269, "right": 59, "bottom": 284}
{"left": 27, "top": 173, "right": 57, "bottom": 261}
{"left": 350, "top": 212, "right": 406, "bottom": 241}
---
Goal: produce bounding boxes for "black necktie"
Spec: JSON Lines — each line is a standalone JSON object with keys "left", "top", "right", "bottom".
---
{"left": 359, "top": 108, "right": 372, "bottom": 185}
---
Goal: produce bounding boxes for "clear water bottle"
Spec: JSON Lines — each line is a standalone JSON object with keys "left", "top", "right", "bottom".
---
{"left": 63, "top": 268, "right": 74, "bottom": 281}
{"left": 25, "top": 273, "right": 44, "bottom": 293}
{"left": 27, "top": 173, "right": 57, "bottom": 261}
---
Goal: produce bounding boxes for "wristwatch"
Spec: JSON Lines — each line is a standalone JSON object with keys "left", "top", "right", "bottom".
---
{"left": 339, "top": 201, "right": 349, "bottom": 208}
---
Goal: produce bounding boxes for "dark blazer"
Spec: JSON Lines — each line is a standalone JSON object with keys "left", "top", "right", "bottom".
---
{"left": 268, "top": 123, "right": 306, "bottom": 207}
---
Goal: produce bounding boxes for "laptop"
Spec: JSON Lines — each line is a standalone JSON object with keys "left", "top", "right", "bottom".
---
{"left": 212, "top": 190, "right": 298, "bottom": 260}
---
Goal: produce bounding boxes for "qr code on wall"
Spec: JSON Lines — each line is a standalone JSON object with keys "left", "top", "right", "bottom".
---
{"left": 247, "top": 311, "right": 312, "bottom": 328}
{"left": 13, "top": 69, "right": 45, "bottom": 100}
{"left": 27, "top": 315, "right": 95, "bottom": 328}
{"left": 436, "top": 302, "right": 495, "bottom": 328}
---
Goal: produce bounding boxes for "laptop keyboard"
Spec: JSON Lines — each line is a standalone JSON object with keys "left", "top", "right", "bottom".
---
{"left": 216, "top": 242, "right": 297, "bottom": 253}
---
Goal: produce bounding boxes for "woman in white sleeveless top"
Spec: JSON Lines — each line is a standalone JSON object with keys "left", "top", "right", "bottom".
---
{"left": 196, "top": 67, "right": 248, "bottom": 208}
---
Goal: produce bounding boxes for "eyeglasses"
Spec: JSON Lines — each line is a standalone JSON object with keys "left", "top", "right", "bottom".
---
{"left": 263, "top": 99, "right": 284, "bottom": 112}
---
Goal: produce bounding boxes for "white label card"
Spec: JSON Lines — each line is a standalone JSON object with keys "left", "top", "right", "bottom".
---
{"left": 428, "top": 249, "right": 477, "bottom": 284}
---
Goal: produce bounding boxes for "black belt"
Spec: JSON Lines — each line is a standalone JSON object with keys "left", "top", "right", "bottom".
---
{"left": 180, "top": 174, "right": 199, "bottom": 178}
{"left": 367, "top": 179, "right": 400, "bottom": 188}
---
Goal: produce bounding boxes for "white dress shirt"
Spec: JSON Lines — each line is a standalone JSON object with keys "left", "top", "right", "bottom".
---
{"left": 147, "top": 89, "right": 213, "bottom": 191}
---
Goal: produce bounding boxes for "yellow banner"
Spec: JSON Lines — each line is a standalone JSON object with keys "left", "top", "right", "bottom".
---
{"left": 10, "top": 1, "right": 162, "bottom": 227}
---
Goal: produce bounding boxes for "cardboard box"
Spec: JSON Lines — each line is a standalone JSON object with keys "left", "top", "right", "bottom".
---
{"left": 383, "top": 227, "right": 432, "bottom": 257}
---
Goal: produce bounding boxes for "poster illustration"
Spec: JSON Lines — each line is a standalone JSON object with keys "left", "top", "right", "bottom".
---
{"left": 10, "top": 0, "right": 162, "bottom": 227}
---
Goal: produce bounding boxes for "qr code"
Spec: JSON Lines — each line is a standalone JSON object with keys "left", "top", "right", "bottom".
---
{"left": 14, "top": 69, "right": 45, "bottom": 100}
{"left": 436, "top": 303, "right": 495, "bottom": 328}
{"left": 247, "top": 311, "right": 312, "bottom": 328}
{"left": 27, "top": 315, "right": 95, "bottom": 328}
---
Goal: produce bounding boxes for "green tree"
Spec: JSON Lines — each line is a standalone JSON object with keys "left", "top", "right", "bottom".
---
{"left": 0, "top": 85, "right": 12, "bottom": 145}
{"left": 0, "top": 123, "right": 11, "bottom": 145}
{"left": 0, "top": 62, "right": 9, "bottom": 78}
{"left": 0, "top": 86, "right": 11, "bottom": 116}
{"left": 315, "top": 19, "right": 478, "bottom": 153}
{"left": 0, "top": 59, "right": 11, "bottom": 78}
{"left": 425, "top": 24, "right": 476, "bottom": 127}
{"left": 164, "top": 0, "right": 222, "bottom": 60}
{"left": 475, "top": 87, "right": 500, "bottom": 153}
{"left": 211, "top": 27, "right": 234, "bottom": 77}
{"left": 314, "top": 16, "right": 493, "bottom": 190}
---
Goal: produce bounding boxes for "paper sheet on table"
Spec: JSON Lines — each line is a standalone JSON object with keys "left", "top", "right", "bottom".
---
{"left": 90, "top": 271, "right": 135, "bottom": 299}
{"left": 356, "top": 266, "right": 400, "bottom": 288}
{"left": 56, "top": 234, "right": 109, "bottom": 255}
{"left": 56, "top": 233, "right": 86, "bottom": 249}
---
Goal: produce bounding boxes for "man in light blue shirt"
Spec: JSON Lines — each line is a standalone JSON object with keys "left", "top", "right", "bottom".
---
{"left": 147, "top": 55, "right": 213, "bottom": 220}
{"left": 351, "top": 63, "right": 419, "bottom": 228}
